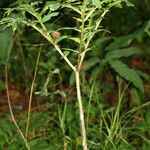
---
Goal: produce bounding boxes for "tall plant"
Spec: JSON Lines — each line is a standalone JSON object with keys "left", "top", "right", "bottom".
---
{"left": 0, "top": 0, "right": 133, "bottom": 149}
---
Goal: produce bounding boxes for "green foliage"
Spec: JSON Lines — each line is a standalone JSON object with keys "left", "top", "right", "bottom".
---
{"left": 105, "top": 31, "right": 143, "bottom": 51}
{"left": 0, "top": 25, "right": 13, "bottom": 64}
{"left": 109, "top": 60, "right": 144, "bottom": 92}
{"left": 102, "top": 29, "right": 145, "bottom": 92}
{"left": 0, "top": 0, "right": 150, "bottom": 149}
{"left": 0, "top": 80, "right": 6, "bottom": 90}
{"left": 105, "top": 47, "right": 141, "bottom": 60}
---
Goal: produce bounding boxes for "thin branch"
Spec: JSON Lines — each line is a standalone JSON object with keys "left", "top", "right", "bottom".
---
{"left": 75, "top": 71, "right": 87, "bottom": 150}
{"left": 5, "top": 37, "right": 30, "bottom": 150}
{"left": 54, "top": 45, "right": 76, "bottom": 72}
{"left": 5, "top": 67, "right": 30, "bottom": 150}
{"left": 77, "top": 51, "right": 86, "bottom": 70}
{"left": 30, "top": 24, "right": 76, "bottom": 72}
{"left": 25, "top": 45, "right": 42, "bottom": 139}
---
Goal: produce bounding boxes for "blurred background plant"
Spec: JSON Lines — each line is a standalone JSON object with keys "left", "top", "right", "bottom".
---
{"left": 0, "top": 0, "right": 150, "bottom": 149}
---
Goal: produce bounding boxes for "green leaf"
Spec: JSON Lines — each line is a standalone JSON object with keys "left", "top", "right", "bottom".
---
{"left": 29, "top": 138, "right": 50, "bottom": 150}
{"left": 0, "top": 25, "right": 13, "bottom": 64}
{"left": 42, "top": 12, "right": 59, "bottom": 23}
{"left": 105, "top": 29, "right": 143, "bottom": 51}
{"left": 105, "top": 34, "right": 133, "bottom": 51}
{"left": 63, "top": 5, "right": 82, "bottom": 15}
{"left": 69, "top": 72, "right": 75, "bottom": 86}
{"left": 7, "top": 141, "right": 22, "bottom": 150}
{"left": 55, "top": 35, "right": 68, "bottom": 43}
{"left": 68, "top": 37, "right": 80, "bottom": 43}
{"left": 135, "top": 70, "right": 150, "bottom": 81}
{"left": 145, "top": 110, "right": 150, "bottom": 128}
{"left": 42, "top": 1, "right": 61, "bottom": 14}
{"left": 57, "top": 27, "right": 81, "bottom": 32}
{"left": 48, "top": 1, "right": 61, "bottom": 11}
{"left": 61, "top": 48, "right": 78, "bottom": 53}
{"left": 0, "top": 80, "right": 6, "bottom": 90}
{"left": 31, "top": 1, "right": 43, "bottom": 7}
{"left": 0, "top": 135, "right": 6, "bottom": 148}
{"left": 73, "top": 17, "right": 82, "bottom": 22}
{"left": 29, "top": 112, "right": 49, "bottom": 132}
{"left": 121, "top": 0, "right": 134, "bottom": 7}
{"left": 82, "top": 58, "right": 100, "bottom": 71}
{"left": 92, "top": 0, "right": 102, "bottom": 8}
{"left": 105, "top": 47, "right": 141, "bottom": 60}
{"left": 60, "top": 50, "right": 70, "bottom": 59}
{"left": 0, "top": 128, "right": 8, "bottom": 140}
{"left": 109, "top": 60, "right": 144, "bottom": 92}
{"left": 85, "top": 8, "right": 96, "bottom": 21}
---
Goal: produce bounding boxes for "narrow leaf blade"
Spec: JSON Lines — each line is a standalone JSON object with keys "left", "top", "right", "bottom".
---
{"left": 105, "top": 47, "right": 141, "bottom": 60}
{"left": 109, "top": 60, "right": 144, "bottom": 92}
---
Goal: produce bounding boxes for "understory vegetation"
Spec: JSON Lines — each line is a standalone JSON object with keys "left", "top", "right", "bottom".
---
{"left": 0, "top": 0, "right": 150, "bottom": 150}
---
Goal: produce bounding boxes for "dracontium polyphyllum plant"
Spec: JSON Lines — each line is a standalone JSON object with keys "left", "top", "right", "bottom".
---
{"left": 0, "top": 0, "right": 133, "bottom": 149}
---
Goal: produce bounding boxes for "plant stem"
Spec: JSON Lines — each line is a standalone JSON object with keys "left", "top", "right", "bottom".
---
{"left": 5, "top": 38, "right": 30, "bottom": 150}
{"left": 28, "top": 21, "right": 87, "bottom": 150}
{"left": 54, "top": 45, "right": 76, "bottom": 72}
{"left": 75, "top": 71, "right": 88, "bottom": 150}
{"left": 25, "top": 48, "right": 41, "bottom": 139}
{"left": 5, "top": 66, "right": 30, "bottom": 150}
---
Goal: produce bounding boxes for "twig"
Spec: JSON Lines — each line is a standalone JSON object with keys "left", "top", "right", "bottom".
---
{"left": 5, "top": 38, "right": 30, "bottom": 150}
{"left": 25, "top": 45, "right": 42, "bottom": 139}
